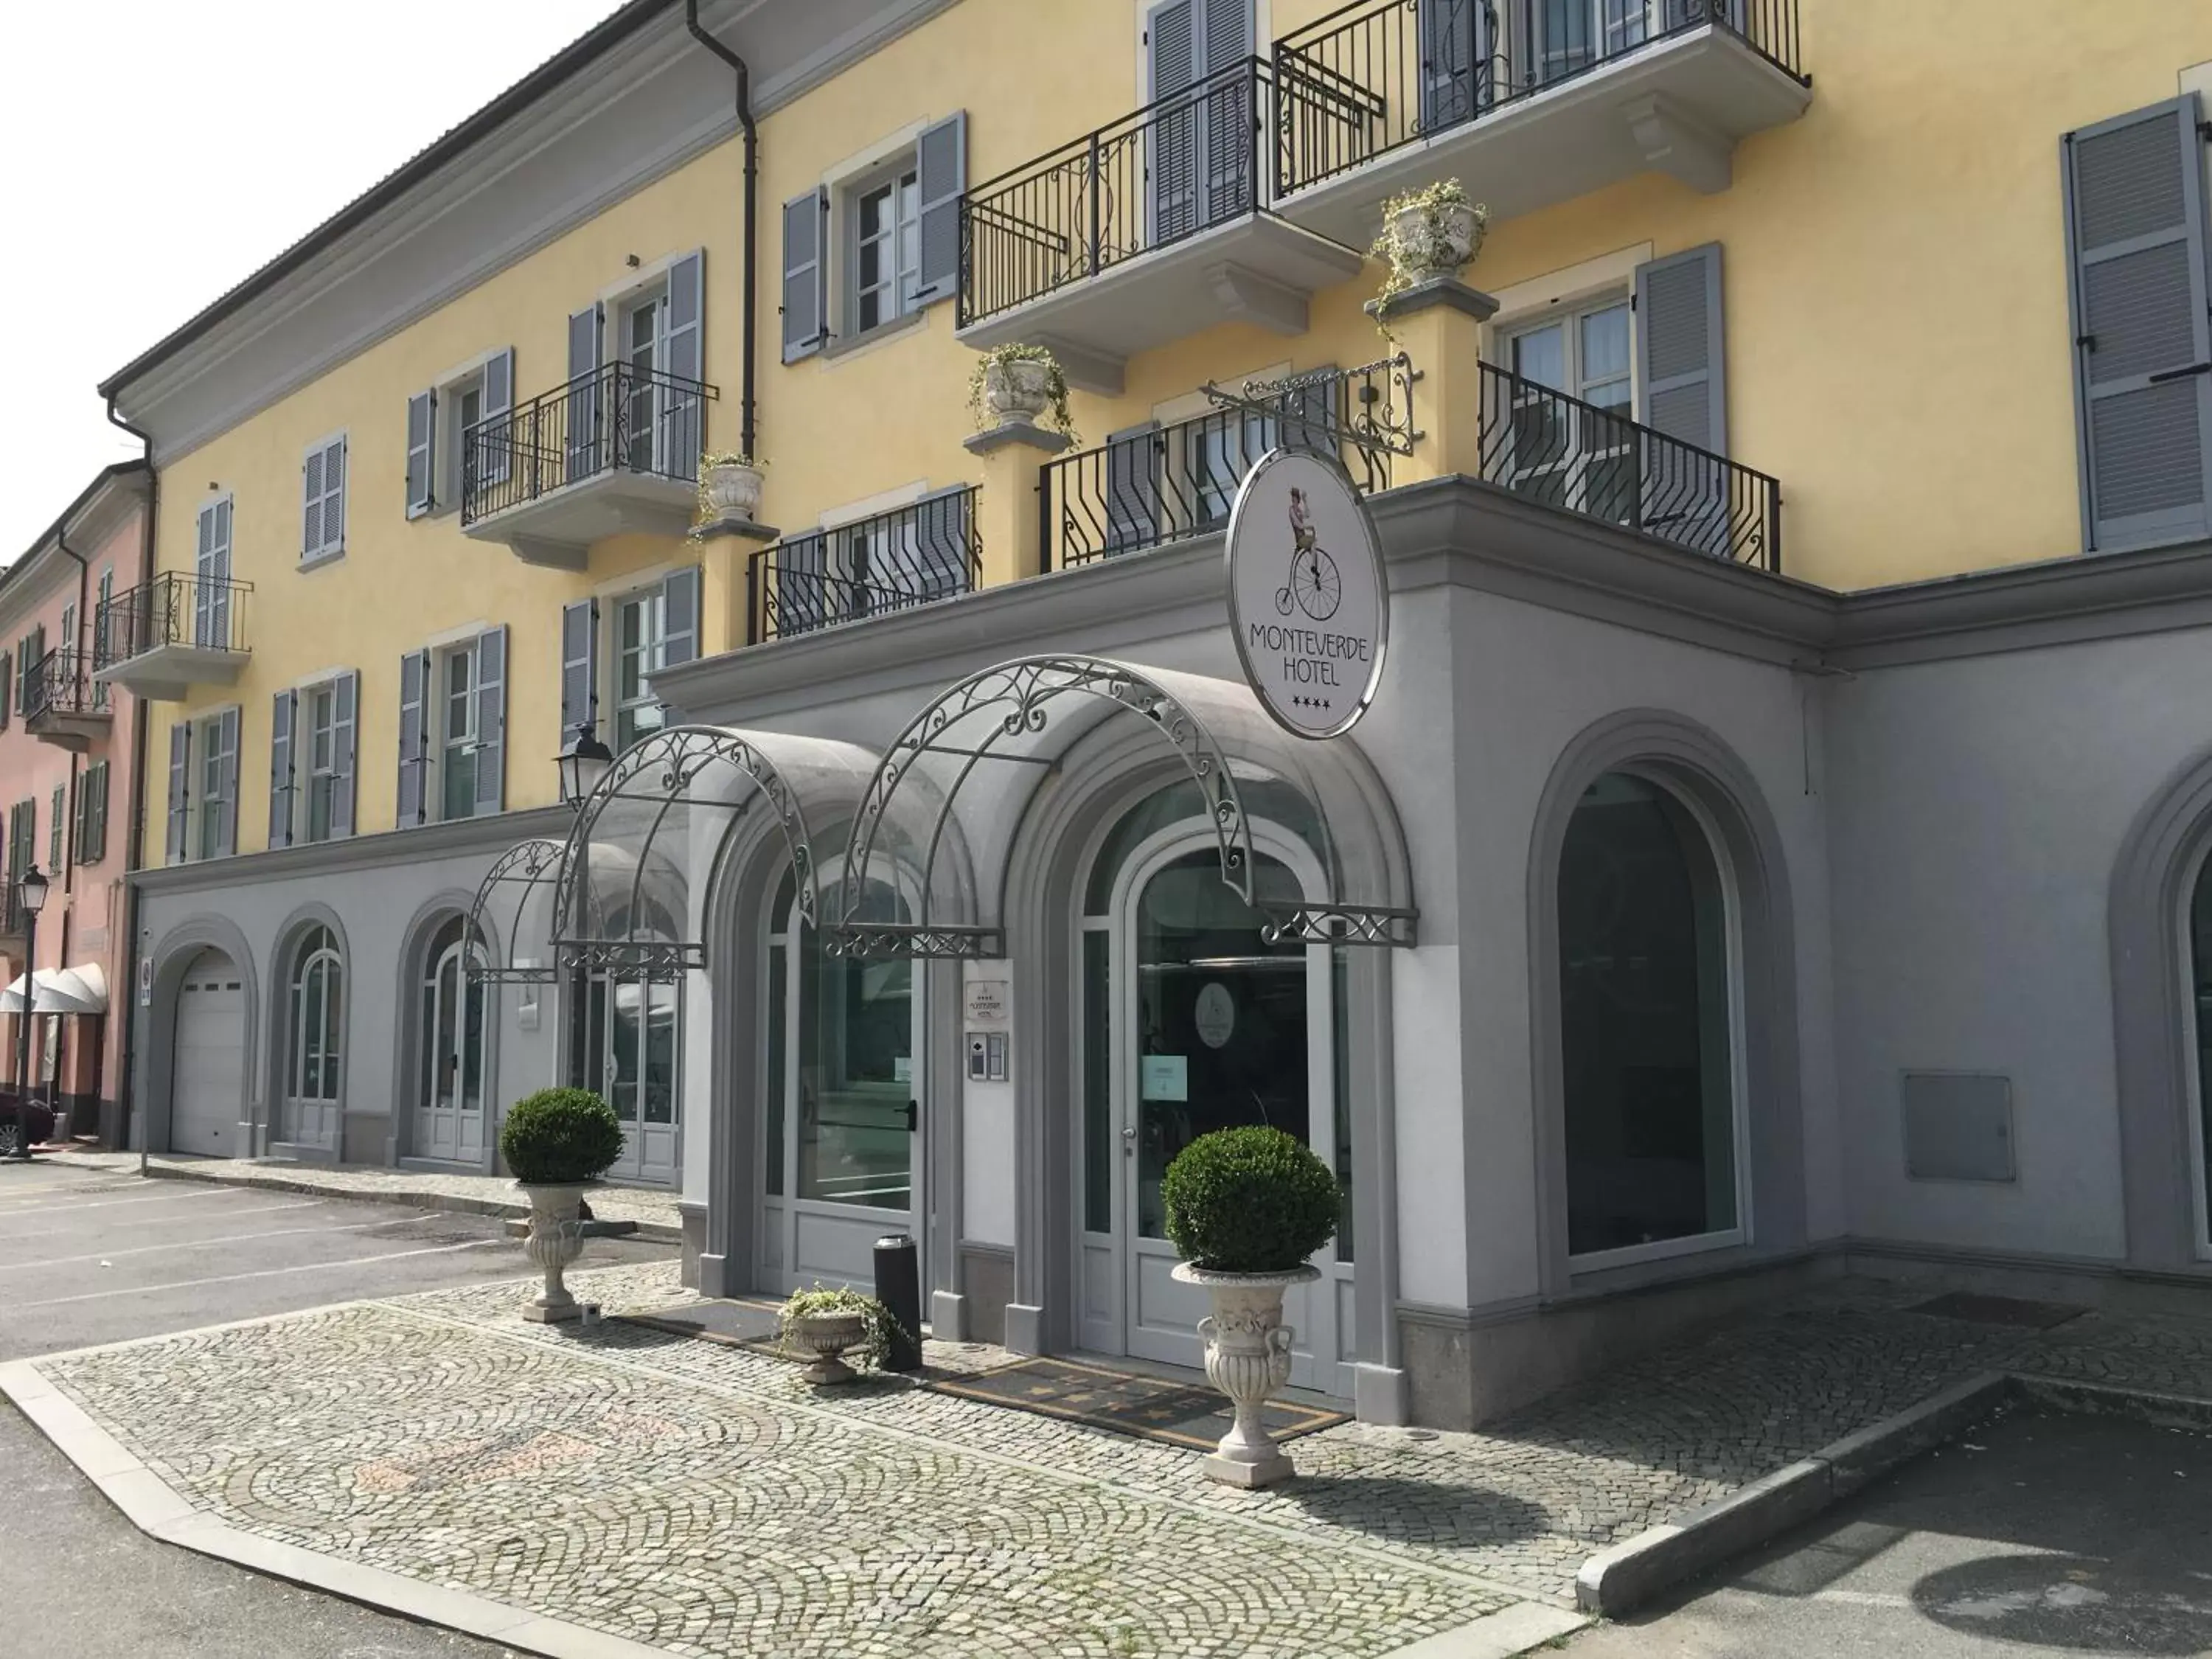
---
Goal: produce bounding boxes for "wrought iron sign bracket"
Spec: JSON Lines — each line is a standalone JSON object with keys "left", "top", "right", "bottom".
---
{"left": 1203, "top": 354, "right": 1423, "bottom": 458}
{"left": 828, "top": 924, "right": 1006, "bottom": 960}
{"left": 1259, "top": 904, "right": 1419, "bottom": 948}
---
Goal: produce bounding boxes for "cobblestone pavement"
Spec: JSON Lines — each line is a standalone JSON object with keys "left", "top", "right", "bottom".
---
{"left": 46, "top": 1150, "right": 681, "bottom": 1237}
{"left": 26, "top": 1264, "right": 2212, "bottom": 1658}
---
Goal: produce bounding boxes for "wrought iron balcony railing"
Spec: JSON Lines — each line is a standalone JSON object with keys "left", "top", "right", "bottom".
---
{"left": 747, "top": 488, "right": 984, "bottom": 644}
{"left": 462, "top": 361, "right": 718, "bottom": 526}
{"left": 961, "top": 57, "right": 1274, "bottom": 329}
{"left": 1475, "top": 359, "right": 1780, "bottom": 567}
{"left": 97, "top": 571, "right": 253, "bottom": 664}
{"left": 1276, "top": 0, "right": 1805, "bottom": 195}
{"left": 24, "top": 647, "right": 103, "bottom": 723}
{"left": 1040, "top": 358, "right": 1416, "bottom": 570}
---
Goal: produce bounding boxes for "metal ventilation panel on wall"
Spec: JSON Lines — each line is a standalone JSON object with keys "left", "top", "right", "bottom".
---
{"left": 1902, "top": 1071, "right": 2017, "bottom": 1183}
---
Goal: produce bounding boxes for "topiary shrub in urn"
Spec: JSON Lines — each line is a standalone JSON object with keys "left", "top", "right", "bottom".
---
{"left": 500, "top": 1087, "right": 625, "bottom": 1324}
{"left": 1164, "top": 1126, "right": 1341, "bottom": 1487}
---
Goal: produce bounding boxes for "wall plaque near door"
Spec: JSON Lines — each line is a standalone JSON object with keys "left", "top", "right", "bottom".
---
{"left": 1194, "top": 981, "right": 1236, "bottom": 1048}
{"left": 1225, "top": 448, "right": 1388, "bottom": 740}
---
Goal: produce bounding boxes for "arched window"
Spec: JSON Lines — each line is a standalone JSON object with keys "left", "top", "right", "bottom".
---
{"left": 286, "top": 925, "right": 343, "bottom": 1130}
{"left": 1558, "top": 771, "right": 1742, "bottom": 1265}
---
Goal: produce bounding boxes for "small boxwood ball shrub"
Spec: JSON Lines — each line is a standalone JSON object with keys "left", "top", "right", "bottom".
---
{"left": 1162, "top": 1126, "right": 1340, "bottom": 1273}
{"left": 501, "top": 1088, "right": 624, "bottom": 1186}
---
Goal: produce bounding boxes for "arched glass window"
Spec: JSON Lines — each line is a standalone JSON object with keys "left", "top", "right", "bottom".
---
{"left": 1559, "top": 771, "right": 1740, "bottom": 1264}
{"left": 287, "top": 925, "right": 343, "bottom": 1107}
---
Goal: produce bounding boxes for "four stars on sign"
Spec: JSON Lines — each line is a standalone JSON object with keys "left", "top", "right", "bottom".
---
{"left": 1291, "top": 693, "right": 1334, "bottom": 713}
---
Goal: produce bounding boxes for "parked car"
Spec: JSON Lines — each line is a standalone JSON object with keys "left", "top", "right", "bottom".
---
{"left": 0, "top": 1100, "right": 56, "bottom": 1156}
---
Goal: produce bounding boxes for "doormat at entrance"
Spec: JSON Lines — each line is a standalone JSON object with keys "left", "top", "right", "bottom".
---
{"left": 1907, "top": 1291, "right": 2087, "bottom": 1329}
{"left": 614, "top": 1299, "right": 788, "bottom": 1357}
{"left": 926, "top": 1357, "right": 1347, "bottom": 1452}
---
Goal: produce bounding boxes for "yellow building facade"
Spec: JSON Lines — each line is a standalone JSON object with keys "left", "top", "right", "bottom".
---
{"left": 105, "top": 1, "right": 2212, "bottom": 1425}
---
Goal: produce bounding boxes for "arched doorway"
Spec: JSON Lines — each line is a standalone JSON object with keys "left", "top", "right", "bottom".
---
{"left": 414, "top": 917, "right": 487, "bottom": 1164}
{"left": 282, "top": 925, "right": 343, "bottom": 1151}
{"left": 1077, "top": 782, "right": 1349, "bottom": 1393}
{"left": 759, "top": 866, "right": 925, "bottom": 1292}
{"left": 172, "top": 948, "right": 246, "bottom": 1157}
{"left": 1556, "top": 770, "right": 1743, "bottom": 1267}
{"left": 2181, "top": 854, "right": 2212, "bottom": 1257}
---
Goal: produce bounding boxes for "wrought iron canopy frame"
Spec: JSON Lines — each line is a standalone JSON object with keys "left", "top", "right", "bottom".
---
{"left": 465, "top": 836, "right": 569, "bottom": 984}
{"left": 837, "top": 653, "right": 1417, "bottom": 957}
{"left": 1203, "top": 353, "right": 1422, "bottom": 460}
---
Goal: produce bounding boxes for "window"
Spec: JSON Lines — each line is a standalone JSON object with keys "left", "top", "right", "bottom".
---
{"left": 851, "top": 168, "right": 919, "bottom": 335}
{"left": 288, "top": 925, "right": 344, "bottom": 1109}
{"left": 47, "top": 785, "right": 63, "bottom": 872}
{"left": 14, "top": 627, "right": 44, "bottom": 714}
{"left": 1557, "top": 771, "right": 1742, "bottom": 1266}
{"left": 613, "top": 587, "right": 667, "bottom": 750}
{"left": 1503, "top": 298, "right": 1636, "bottom": 521}
{"left": 439, "top": 644, "right": 477, "bottom": 823}
{"left": 194, "top": 498, "right": 234, "bottom": 650}
{"left": 408, "top": 350, "right": 515, "bottom": 518}
{"left": 270, "top": 675, "right": 355, "bottom": 849}
{"left": 302, "top": 435, "right": 347, "bottom": 562}
{"left": 782, "top": 114, "right": 964, "bottom": 363}
{"left": 168, "top": 709, "right": 239, "bottom": 865}
{"left": 305, "top": 684, "right": 338, "bottom": 841}
{"left": 72, "top": 762, "right": 108, "bottom": 866}
{"left": 92, "top": 569, "right": 111, "bottom": 709}
{"left": 560, "top": 572, "right": 697, "bottom": 763}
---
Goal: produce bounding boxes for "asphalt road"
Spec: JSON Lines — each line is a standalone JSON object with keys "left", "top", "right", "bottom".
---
{"left": 0, "top": 1158, "right": 675, "bottom": 1658}
{"left": 1564, "top": 1404, "right": 2212, "bottom": 1658}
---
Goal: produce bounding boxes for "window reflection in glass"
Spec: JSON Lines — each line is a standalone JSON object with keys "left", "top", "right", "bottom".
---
{"left": 796, "top": 877, "right": 913, "bottom": 1211}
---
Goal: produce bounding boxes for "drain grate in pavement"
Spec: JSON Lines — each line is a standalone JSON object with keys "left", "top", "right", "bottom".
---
{"left": 1907, "top": 1291, "right": 2085, "bottom": 1329}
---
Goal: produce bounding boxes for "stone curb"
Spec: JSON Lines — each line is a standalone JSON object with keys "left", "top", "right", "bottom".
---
{"left": 2013, "top": 1372, "right": 2212, "bottom": 1431}
{"left": 1376, "top": 1601, "right": 1589, "bottom": 1658}
{"left": 128, "top": 1161, "right": 684, "bottom": 1245}
{"left": 1573, "top": 1370, "right": 2014, "bottom": 1617}
{"left": 0, "top": 1358, "right": 675, "bottom": 1659}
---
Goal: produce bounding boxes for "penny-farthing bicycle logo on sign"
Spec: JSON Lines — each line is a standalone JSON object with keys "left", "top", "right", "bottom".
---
{"left": 1273, "top": 485, "right": 1343, "bottom": 621}
{"left": 1226, "top": 449, "right": 1388, "bottom": 741}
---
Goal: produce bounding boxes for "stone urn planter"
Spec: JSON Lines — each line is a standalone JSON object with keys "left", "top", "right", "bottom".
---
{"left": 519, "top": 1182, "right": 589, "bottom": 1324}
{"left": 498, "top": 1087, "right": 624, "bottom": 1325}
{"left": 700, "top": 456, "right": 764, "bottom": 522}
{"left": 1172, "top": 1262, "right": 1322, "bottom": 1488}
{"left": 785, "top": 1310, "right": 869, "bottom": 1385}
{"left": 981, "top": 356, "right": 1056, "bottom": 429}
{"left": 1386, "top": 197, "right": 1485, "bottom": 283}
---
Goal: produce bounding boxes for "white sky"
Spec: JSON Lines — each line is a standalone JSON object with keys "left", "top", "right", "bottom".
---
{"left": 1, "top": 0, "right": 622, "bottom": 562}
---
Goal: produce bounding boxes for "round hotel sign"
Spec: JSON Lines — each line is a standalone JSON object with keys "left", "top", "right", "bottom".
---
{"left": 1225, "top": 449, "right": 1388, "bottom": 740}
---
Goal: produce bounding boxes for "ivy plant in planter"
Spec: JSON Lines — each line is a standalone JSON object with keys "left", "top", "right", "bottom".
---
{"left": 777, "top": 1284, "right": 907, "bottom": 1385}
{"left": 694, "top": 451, "right": 767, "bottom": 531}
{"left": 966, "top": 343, "right": 1079, "bottom": 445}
{"left": 1368, "top": 177, "right": 1489, "bottom": 336}
{"left": 500, "top": 1088, "right": 625, "bottom": 1324}
{"left": 1163, "top": 1127, "right": 1343, "bottom": 1488}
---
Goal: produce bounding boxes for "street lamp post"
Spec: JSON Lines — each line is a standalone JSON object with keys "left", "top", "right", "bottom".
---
{"left": 10, "top": 863, "right": 49, "bottom": 1162}
{"left": 556, "top": 720, "right": 616, "bottom": 813}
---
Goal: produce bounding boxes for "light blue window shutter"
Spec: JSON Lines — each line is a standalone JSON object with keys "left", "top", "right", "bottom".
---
{"left": 912, "top": 114, "right": 967, "bottom": 307}
{"left": 302, "top": 446, "right": 325, "bottom": 557}
{"left": 782, "top": 189, "right": 828, "bottom": 361}
{"left": 2064, "top": 95, "right": 2212, "bottom": 552}
{"left": 1635, "top": 243, "right": 1731, "bottom": 556}
{"left": 214, "top": 707, "right": 240, "bottom": 858}
{"left": 1105, "top": 422, "right": 1164, "bottom": 555}
{"left": 481, "top": 347, "right": 515, "bottom": 489}
{"left": 560, "top": 599, "right": 599, "bottom": 741}
{"left": 781, "top": 532, "right": 829, "bottom": 633}
{"left": 0, "top": 649, "right": 10, "bottom": 727}
{"left": 1200, "top": 0, "right": 1253, "bottom": 220}
{"left": 397, "top": 649, "right": 428, "bottom": 827}
{"left": 166, "top": 722, "right": 189, "bottom": 864}
{"left": 911, "top": 488, "right": 974, "bottom": 600}
{"left": 473, "top": 626, "right": 507, "bottom": 816}
{"left": 665, "top": 251, "right": 705, "bottom": 479}
{"left": 268, "top": 690, "right": 296, "bottom": 849}
{"left": 331, "top": 670, "right": 358, "bottom": 839}
{"left": 1149, "top": 0, "right": 1199, "bottom": 242}
{"left": 406, "top": 391, "right": 436, "bottom": 517}
{"left": 566, "top": 307, "right": 602, "bottom": 482}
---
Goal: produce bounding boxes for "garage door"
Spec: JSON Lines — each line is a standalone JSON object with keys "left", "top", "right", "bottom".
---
{"left": 172, "top": 955, "right": 245, "bottom": 1157}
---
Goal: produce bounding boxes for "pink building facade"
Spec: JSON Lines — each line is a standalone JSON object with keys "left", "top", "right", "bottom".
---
{"left": 0, "top": 462, "right": 151, "bottom": 1145}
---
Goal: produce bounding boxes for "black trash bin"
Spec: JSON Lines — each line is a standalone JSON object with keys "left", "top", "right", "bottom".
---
{"left": 872, "top": 1233, "right": 925, "bottom": 1372}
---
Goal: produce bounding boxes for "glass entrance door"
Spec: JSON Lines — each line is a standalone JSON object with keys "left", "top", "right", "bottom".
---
{"left": 1084, "top": 830, "right": 1346, "bottom": 1392}
{"left": 760, "top": 874, "right": 924, "bottom": 1292}
{"left": 415, "top": 918, "right": 485, "bottom": 1165}
{"left": 578, "top": 971, "right": 681, "bottom": 1186}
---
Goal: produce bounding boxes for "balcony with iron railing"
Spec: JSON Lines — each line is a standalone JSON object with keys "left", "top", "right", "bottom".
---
{"left": 747, "top": 488, "right": 983, "bottom": 644}
{"left": 462, "top": 361, "right": 718, "bottom": 568}
{"left": 91, "top": 571, "right": 253, "bottom": 701}
{"left": 1273, "top": 0, "right": 1809, "bottom": 248}
{"left": 957, "top": 57, "right": 1364, "bottom": 394}
{"left": 1040, "top": 358, "right": 1415, "bottom": 569}
{"left": 22, "top": 647, "right": 109, "bottom": 752}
